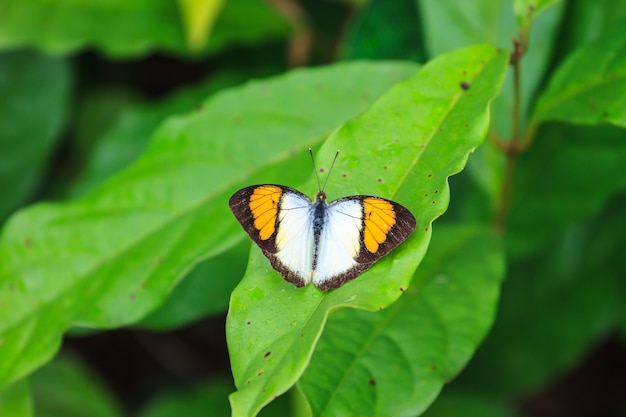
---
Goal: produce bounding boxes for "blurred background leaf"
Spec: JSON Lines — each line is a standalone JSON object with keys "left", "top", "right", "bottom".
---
{"left": 0, "top": 51, "right": 70, "bottom": 223}
{"left": 31, "top": 355, "right": 123, "bottom": 417}
{"left": 0, "top": 380, "right": 31, "bottom": 417}
{"left": 0, "top": 0, "right": 290, "bottom": 57}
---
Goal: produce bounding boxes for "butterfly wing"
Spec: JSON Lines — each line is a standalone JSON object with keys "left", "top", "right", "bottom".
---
{"left": 313, "top": 196, "right": 416, "bottom": 291}
{"left": 229, "top": 185, "right": 314, "bottom": 287}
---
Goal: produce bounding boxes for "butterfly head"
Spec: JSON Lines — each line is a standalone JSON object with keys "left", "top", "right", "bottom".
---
{"left": 315, "top": 190, "right": 327, "bottom": 203}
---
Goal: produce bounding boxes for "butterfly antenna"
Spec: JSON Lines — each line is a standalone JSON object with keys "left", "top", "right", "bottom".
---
{"left": 309, "top": 148, "right": 323, "bottom": 191}
{"left": 321, "top": 150, "right": 340, "bottom": 192}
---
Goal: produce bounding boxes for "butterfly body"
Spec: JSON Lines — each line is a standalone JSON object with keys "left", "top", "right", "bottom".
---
{"left": 229, "top": 184, "right": 416, "bottom": 291}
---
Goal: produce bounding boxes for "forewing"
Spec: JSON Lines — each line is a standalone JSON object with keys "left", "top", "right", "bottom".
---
{"left": 229, "top": 185, "right": 314, "bottom": 287}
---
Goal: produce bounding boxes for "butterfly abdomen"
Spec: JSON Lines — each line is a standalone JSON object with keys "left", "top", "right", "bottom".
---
{"left": 311, "top": 201, "right": 326, "bottom": 271}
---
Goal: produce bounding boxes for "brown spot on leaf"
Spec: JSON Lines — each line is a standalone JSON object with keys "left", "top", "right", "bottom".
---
{"left": 264, "top": 351, "right": 271, "bottom": 358}
{"left": 257, "top": 371, "right": 264, "bottom": 376}
{"left": 460, "top": 82, "right": 470, "bottom": 90}
{"left": 369, "top": 379, "right": 376, "bottom": 386}
{"left": 23, "top": 239, "right": 32, "bottom": 248}
{"left": 246, "top": 321, "right": 251, "bottom": 325}
{"left": 400, "top": 287, "right": 405, "bottom": 292}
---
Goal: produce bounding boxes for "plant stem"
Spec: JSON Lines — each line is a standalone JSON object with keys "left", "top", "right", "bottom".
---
{"left": 494, "top": 37, "right": 525, "bottom": 233}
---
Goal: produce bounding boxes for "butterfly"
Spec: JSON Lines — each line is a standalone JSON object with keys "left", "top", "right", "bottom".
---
{"left": 228, "top": 150, "right": 416, "bottom": 291}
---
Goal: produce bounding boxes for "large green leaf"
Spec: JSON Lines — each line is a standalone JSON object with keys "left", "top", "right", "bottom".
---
{"left": 533, "top": 30, "right": 626, "bottom": 127}
{"left": 514, "top": 0, "right": 561, "bottom": 32}
{"left": 418, "top": 0, "right": 563, "bottom": 205}
{"left": 341, "top": 0, "right": 425, "bottom": 62}
{"left": 559, "top": 0, "right": 626, "bottom": 54}
{"left": 0, "top": 51, "right": 70, "bottom": 222}
{"left": 31, "top": 355, "right": 122, "bottom": 417}
{"left": 459, "top": 192, "right": 626, "bottom": 395}
{"left": 507, "top": 123, "right": 626, "bottom": 258}
{"left": 0, "top": 61, "right": 418, "bottom": 390}
{"left": 68, "top": 70, "right": 261, "bottom": 198}
{"left": 136, "top": 379, "right": 291, "bottom": 417}
{"left": 140, "top": 239, "right": 249, "bottom": 329}
{"left": 65, "top": 72, "right": 273, "bottom": 329}
{"left": 0, "top": 380, "right": 31, "bottom": 417}
{"left": 421, "top": 389, "right": 513, "bottom": 417}
{"left": 299, "top": 226, "right": 505, "bottom": 417}
{"left": 137, "top": 380, "right": 233, "bottom": 417}
{"left": 0, "top": 0, "right": 288, "bottom": 57}
{"left": 226, "top": 45, "right": 508, "bottom": 417}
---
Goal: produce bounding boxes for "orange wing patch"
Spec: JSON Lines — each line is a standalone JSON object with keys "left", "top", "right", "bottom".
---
{"left": 363, "top": 198, "right": 396, "bottom": 253}
{"left": 249, "top": 185, "right": 282, "bottom": 240}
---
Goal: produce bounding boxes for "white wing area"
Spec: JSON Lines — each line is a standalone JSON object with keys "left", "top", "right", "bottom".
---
{"left": 313, "top": 199, "right": 363, "bottom": 286}
{"left": 275, "top": 192, "right": 314, "bottom": 285}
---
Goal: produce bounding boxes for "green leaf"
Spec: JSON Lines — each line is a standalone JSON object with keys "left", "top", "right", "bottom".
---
{"left": 177, "top": 0, "right": 225, "bottom": 51}
{"left": 0, "top": 0, "right": 288, "bottom": 57}
{"left": 422, "top": 389, "right": 514, "bottom": 417}
{"left": 418, "top": 0, "right": 564, "bottom": 204}
{"left": 0, "top": 61, "right": 418, "bottom": 390}
{"left": 137, "top": 380, "right": 233, "bottom": 417}
{"left": 559, "top": 0, "right": 626, "bottom": 54}
{"left": 533, "top": 30, "right": 626, "bottom": 127}
{"left": 31, "top": 354, "right": 122, "bottom": 417}
{"left": 299, "top": 226, "right": 505, "bottom": 417}
{"left": 136, "top": 379, "right": 292, "bottom": 417}
{"left": 68, "top": 70, "right": 261, "bottom": 198}
{"left": 140, "top": 239, "right": 249, "bottom": 329}
{"left": 419, "top": 0, "right": 516, "bottom": 54}
{"left": 0, "top": 380, "right": 32, "bottom": 417}
{"left": 341, "top": 0, "right": 425, "bottom": 62}
{"left": 507, "top": 123, "right": 626, "bottom": 258}
{"left": 0, "top": 50, "right": 70, "bottom": 221}
{"left": 460, "top": 193, "right": 626, "bottom": 395}
{"left": 514, "top": 0, "right": 561, "bottom": 33}
{"left": 226, "top": 45, "right": 508, "bottom": 417}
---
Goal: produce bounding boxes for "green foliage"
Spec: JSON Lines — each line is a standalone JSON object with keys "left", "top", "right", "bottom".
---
{"left": 227, "top": 45, "right": 507, "bottom": 416}
{"left": 299, "top": 226, "right": 504, "bottom": 416}
{"left": 0, "top": 0, "right": 288, "bottom": 57}
{"left": 1, "top": 0, "right": 626, "bottom": 416}
{"left": 0, "top": 380, "right": 31, "bottom": 417}
{"left": 31, "top": 355, "right": 122, "bottom": 417}
{"left": 0, "top": 61, "right": 416, "bottom": 390}
{"left": 0, "top": 51, "right": 70, "bottom": 222}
